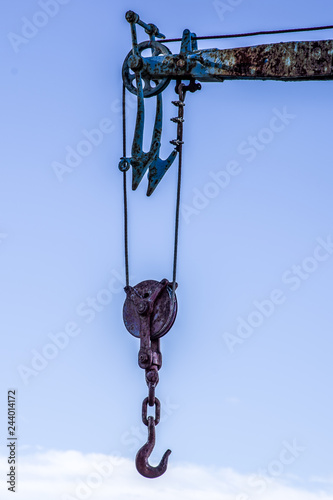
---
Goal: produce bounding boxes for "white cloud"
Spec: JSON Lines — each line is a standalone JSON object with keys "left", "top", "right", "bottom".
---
{"left": 0, "top": 449, "right": 332, "bottom": 500}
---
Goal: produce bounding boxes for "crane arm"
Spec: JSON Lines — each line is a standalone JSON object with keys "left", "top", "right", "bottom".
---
{"left": 121, "top": 11, "right": 333, "bottom": 195}
{"left": 143, "top": 40, "right": 333, "bottom": 82}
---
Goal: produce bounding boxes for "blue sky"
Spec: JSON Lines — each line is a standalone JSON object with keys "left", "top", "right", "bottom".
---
{"left": 1, "top": 0, "right": 333, "bottom": 498}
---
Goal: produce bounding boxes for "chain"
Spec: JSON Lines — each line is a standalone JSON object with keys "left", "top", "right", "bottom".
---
{"left": 140, "top": 338, "right": 162, "bottom": 429}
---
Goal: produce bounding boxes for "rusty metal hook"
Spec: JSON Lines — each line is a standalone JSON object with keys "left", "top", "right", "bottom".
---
{"left": 135, "top": 416, "right": 171, "bottom": 478}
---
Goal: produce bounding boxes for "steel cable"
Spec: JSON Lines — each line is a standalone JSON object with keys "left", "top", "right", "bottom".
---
{"left": 162, "top": 24, "right": 333, "bottom": 43}
{"left": 122, "top": 83, "right": 130, "bottom": 288}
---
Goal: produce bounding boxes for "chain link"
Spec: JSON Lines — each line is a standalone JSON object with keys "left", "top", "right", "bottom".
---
{"left": 142, "top": 397, "right": 161, "bottom": 426}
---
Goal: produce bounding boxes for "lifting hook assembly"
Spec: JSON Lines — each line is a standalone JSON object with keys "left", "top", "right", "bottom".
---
{"left": 123, "top": 279, "right": 177, "bottom": 478}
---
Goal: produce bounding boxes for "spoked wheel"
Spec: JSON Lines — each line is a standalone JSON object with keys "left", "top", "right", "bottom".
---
{"left": 122, "top": 41, "right": 172, "bottom": 98}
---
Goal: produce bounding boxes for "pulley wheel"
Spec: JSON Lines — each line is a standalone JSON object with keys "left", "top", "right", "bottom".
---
{"left": 122, "top": 41, "right": 172, "bottom": 98}
{"left": 123, "top": 280, "right": 177, "bottom": 339}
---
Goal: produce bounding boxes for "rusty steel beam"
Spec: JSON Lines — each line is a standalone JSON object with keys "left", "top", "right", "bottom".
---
{"left": 144, "top": 40, "right": 333, "bottom": 82}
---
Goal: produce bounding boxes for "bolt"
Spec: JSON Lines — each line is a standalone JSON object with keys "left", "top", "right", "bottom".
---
{"left": 140, "top": 353, "right": 149, "bottom": 363}
{"left": 313, "top": 47, "right": 322, "bottom": 60}
{"left": 137, "top": 301, "right": 148, "bottom": 315}
{"left": 118, "top": 158, "right": 130, "bottom": 172}
{"left": 125, "top": 10, "right": 139, "bottom": 24}
{"left": 146, "top": 370, "right": 159, "bottom": 385}
{"left": 177, "top": 59, "right": 186, "bottom": 68}
{"left": 128, "top": 54, "right": 143, "bottom": 71}
{"left": 138, "top": 349, "right": 152, "bottom": 368}
{"left": 147, "top": 23, "right": 158, "bottom": 36}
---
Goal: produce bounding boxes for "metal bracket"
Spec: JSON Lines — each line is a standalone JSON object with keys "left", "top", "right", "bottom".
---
{"left": 120, "top": 12, "right": 178, "bottom": 195}
{"left": 180, "top": 29, "right": 198, "bottom": 54}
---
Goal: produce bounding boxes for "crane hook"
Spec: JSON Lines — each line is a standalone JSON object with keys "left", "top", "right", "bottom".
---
{"left": 135, "top": 416, "right": 171, "bottom": 478}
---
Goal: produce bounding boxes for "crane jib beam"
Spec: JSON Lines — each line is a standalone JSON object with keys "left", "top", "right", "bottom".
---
{"left": 142, "top": 40, "right": 333, "bottom": 82}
